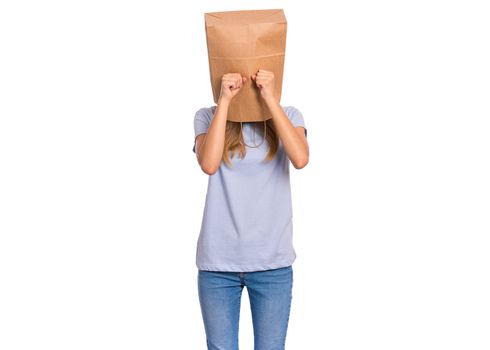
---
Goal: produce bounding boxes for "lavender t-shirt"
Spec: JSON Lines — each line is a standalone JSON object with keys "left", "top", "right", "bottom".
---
{"left": 193, "top": 105, "right": 307, "bottom": 272}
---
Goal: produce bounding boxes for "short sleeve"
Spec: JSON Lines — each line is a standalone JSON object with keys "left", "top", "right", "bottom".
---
{"left": 193, "top": 107, "right": 214, "bottom": 153}
{"left": 284, "top": 106, "right": 307, "bottom": 138}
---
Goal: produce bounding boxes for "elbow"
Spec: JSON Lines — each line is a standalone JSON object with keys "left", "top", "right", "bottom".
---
{"left": 293, "top": 155, "right": 309, "bottom": 169}
{"left": 198, "top": 154, "right": 221, "bottom": 175}
{"left": 202, "top": 167, "right": 218, "bottom": 175}
{"left": 200, "top": 162, "right": 219, "bottom": 175}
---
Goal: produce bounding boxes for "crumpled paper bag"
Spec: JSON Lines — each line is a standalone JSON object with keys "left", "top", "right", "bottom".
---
{"left": 205, "top": 9, "right": 287, "bottom": 122}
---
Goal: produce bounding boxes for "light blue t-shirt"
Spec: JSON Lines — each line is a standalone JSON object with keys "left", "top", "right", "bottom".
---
{"left": 193, "top": 105, "right": 307, "bottom": 272}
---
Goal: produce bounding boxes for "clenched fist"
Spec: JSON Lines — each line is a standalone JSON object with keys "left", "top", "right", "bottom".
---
{"left": 251, "top": 69, "right": 275, "bottom": 101}
{"left": 219, "top": 73, "right": 247, "bottom": 103}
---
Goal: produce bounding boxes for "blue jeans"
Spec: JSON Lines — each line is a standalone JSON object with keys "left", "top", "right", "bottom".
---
{"left": 197, "top": 265, "right": 293, "bottom": 350}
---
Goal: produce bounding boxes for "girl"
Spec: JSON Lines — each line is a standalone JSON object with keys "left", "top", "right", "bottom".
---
{"left": 193, "top": 69, "right": 309, "bottom": 350}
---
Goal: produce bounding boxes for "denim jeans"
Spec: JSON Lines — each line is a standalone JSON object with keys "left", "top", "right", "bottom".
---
{"left": 197, "top": 265, "right": 293, "bottom": 350}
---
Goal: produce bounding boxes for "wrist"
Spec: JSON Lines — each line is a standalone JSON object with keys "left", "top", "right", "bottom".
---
{"left": 218, "top": 96, "right": 231, "bottom": 107}
{"left": 263, "top": 95, "right": 278, "bottom": 106}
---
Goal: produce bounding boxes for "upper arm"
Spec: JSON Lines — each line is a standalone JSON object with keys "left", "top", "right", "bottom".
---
{"left": 193, "top": 107, "right": 217, "bottom": 172}
{"left": 285, "top": 106, "right": 307, "bottom": 134}
{"left": 285, "top": 105, "right": 308, "bottom": 142}
{"left": 295, "top": 126, "right": 309, "bottom": 154}
{"left": 286, "top": 107, "right": 309, "bottom": 167}
{"left": 194, "top": 133, "right": 206, "bottom": 163}
{"left": 192, "top": 107, "right": 213, "bottom": 157}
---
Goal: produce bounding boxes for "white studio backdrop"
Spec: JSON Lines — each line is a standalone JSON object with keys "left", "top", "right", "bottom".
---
{"left": 0, "top": 0, "right": 489, "bottom": 349}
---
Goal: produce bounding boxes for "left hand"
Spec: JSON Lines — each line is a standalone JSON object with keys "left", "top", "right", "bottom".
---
{"left": 251, "top": 69, "right": 275, "bottom": 101}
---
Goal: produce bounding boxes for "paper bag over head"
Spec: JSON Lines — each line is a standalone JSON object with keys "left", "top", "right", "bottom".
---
{"left": 204, "top": 9, "right": 287, "bottom": 122}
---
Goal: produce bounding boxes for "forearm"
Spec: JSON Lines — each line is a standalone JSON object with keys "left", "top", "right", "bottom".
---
{"left": 199, "top": 97, "right": 229, "bottom": 173}
{"left": 265, "top": 97, "right": 309, "bottom": 168}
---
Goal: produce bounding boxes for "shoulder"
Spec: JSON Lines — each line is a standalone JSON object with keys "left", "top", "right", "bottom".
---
{"left": 194, "top": 105, "right": 217, "bottom": 121}
{"left": 281, "top": 105, "right": 306, "bottom": 135}
{"left": 281, "top": 105, "right": 303, "bottom": 119}
{"left": 281, "top": 105, "right": 305, "bottom": 125}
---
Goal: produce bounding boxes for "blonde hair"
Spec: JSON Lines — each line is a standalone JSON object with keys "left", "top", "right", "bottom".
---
{"left": 223, "top": 119, "right": 279, "bottom": 167}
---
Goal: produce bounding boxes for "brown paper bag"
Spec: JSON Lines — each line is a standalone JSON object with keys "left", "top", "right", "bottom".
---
{"left": 204, "top": 9, "right": 287, "bottom": 122}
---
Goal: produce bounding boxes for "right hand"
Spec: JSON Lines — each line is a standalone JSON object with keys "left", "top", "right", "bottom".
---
{"left": 219, "top": 73, "right": 247, "bottom": 102}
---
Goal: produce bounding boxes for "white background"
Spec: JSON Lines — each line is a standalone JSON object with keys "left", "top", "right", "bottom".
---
{"left": 1, "top": 0, "right": 489, "bottom": 349}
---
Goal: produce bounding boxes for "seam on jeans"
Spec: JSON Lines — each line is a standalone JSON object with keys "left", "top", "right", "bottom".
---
{"left": 239, "top": 272, "right": 245, "bottom": 286}
{"left": 282, "top": 272, "right": 293, "bottom": 349}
